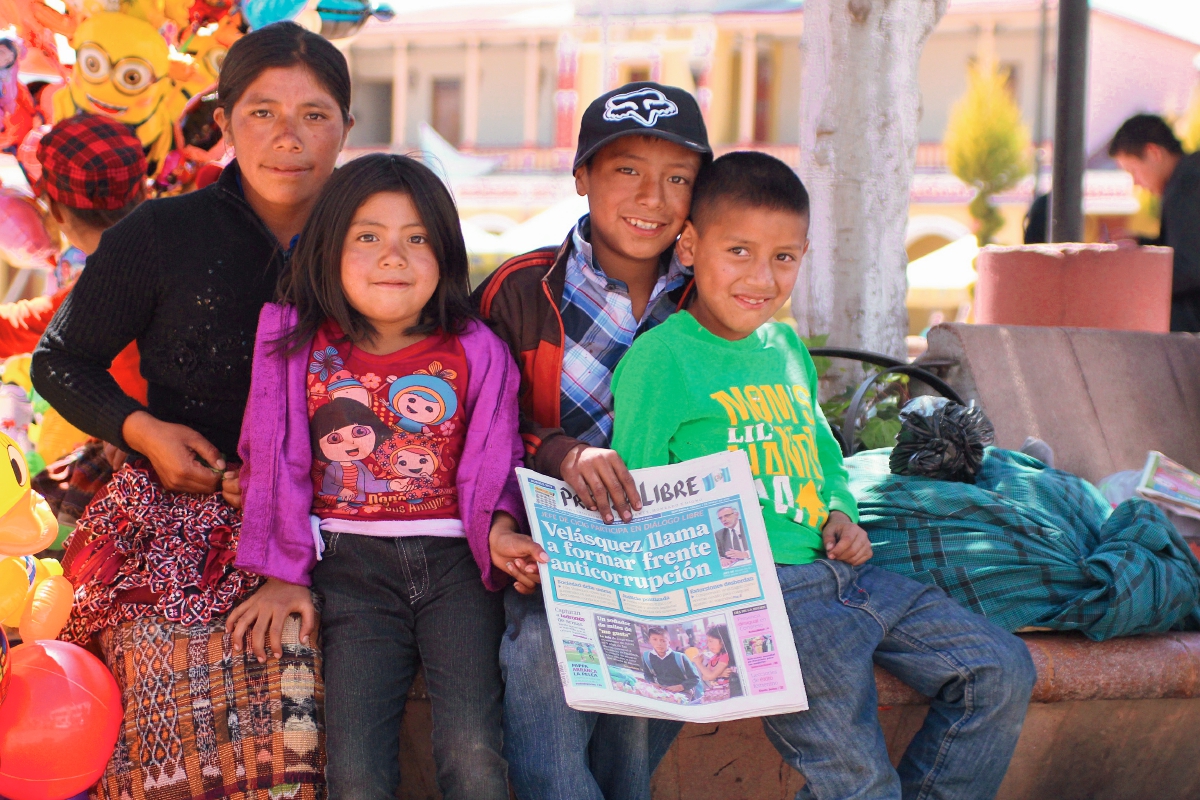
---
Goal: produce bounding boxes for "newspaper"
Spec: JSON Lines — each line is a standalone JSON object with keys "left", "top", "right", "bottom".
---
{"left": 1137, "top": 451, "right": 1200, "bottom": 521}
{"left": 516, "top": 450, "right": 807, "bottom": 723}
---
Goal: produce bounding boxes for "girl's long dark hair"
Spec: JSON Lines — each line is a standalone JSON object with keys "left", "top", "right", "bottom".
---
{"left": 707, "top": 624, "right": 736, "bottom": 668}
{"left": 280, "top": 153, "right": 476, "bottom": 351}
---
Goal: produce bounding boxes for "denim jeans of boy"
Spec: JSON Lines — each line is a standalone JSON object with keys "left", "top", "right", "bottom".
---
{"left": 501, "top": 587, "right": 682, "bottom": 800}
{"left": 313, "top": 533, "right": 507, "bottom": 800}
{"left": 763, "top": 560, "right": 1036, "bottom": 800}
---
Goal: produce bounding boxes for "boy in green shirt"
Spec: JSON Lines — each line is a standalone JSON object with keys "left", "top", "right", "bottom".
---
{"left": 610, "top": 152, "right": 1034, "bottom": 800}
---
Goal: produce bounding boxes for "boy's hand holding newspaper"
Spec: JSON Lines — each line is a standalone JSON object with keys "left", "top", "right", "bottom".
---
{"left": 490, "top": 511, "right": 549, "bottom": 593}
{"left": 822, "top": 511, "right": 873, "bottom": 566}
{"left": 561, "top": 444, "right": 643, "bottom": 524}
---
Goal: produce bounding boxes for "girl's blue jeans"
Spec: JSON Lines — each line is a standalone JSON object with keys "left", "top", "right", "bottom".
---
{"left": 760, "top": 559, "right": 1036, "bottom": 800}
{"left": 313, "top": 532, "right": 508, "bottom": 800}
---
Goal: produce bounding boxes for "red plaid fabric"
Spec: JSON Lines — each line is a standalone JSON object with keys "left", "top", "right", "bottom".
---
{"left": 35, "top": 114, "right": 147, "bottom": 210}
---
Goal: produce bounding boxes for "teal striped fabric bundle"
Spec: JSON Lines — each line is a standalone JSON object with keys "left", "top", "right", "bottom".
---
{"left": 846, "top": 447, "right": 1200, "bottom": 641}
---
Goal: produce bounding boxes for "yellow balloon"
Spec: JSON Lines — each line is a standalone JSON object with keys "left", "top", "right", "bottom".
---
{"left": 0, "top": 430, "right": 58, "bottom": 558}
{"left": 0, "top": 557, "right": 33, "bottom": 622}
{"left": 55, "top": 12, "right": 176, "bottom": 172}
{"left": 1, "top": 356, "right": 32, "bottom": 394}
{"left": 19, "top": 574, "right": 74, "bottom": 641}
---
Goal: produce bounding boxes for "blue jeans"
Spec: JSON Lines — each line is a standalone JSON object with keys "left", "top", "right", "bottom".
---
{"left": 501, "top": 587, "right": 681, "bottom": 800}
{"left": 313, "top": 533, "right": 508, "bottom": 800}
{"left": 763, "top": 560, "right": 1036, "bottom": 800}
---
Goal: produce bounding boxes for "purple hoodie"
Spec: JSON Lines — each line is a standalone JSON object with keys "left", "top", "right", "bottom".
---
{"left": 235, "top": 303, "right": 526, "bottom": 591}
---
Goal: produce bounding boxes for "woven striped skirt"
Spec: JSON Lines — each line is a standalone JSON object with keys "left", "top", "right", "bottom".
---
{"left": 89, "top": 609, "right": 326, "bottom": 800}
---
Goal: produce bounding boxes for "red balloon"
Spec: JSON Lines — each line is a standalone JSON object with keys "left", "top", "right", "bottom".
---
{"left": 0, "top": 641, "right": 121, "bottom": 800}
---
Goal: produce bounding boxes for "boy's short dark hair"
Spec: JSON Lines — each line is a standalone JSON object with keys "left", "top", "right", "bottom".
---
{"left": 691, "top": 151, "right": 810, "bottom": 230}
{"left": 1108, "top": 114, "right": 1184, "bottom": 158}
{"left": 646, "top": 626, "right": 667, "bottom": 638}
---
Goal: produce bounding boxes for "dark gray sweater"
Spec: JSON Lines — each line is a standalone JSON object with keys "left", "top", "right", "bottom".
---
{"left": 32, "top": 162, "right": 288, "bottom": 457}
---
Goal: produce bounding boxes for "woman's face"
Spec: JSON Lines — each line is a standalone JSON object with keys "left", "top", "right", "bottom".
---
{"left": 707, "top": 635, "right": 723, "bottom": 654}
{"left": 215, "top": 65, "right": 349, "bottom": 212}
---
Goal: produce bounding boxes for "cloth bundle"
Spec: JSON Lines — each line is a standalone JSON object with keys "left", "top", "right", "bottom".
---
{"left": 848, "top": 447, "right": 1200, "bottom": 640}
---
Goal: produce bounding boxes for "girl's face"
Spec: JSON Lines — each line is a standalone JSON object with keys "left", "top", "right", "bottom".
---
{"left": 341, "top": 191, "right": 441, "bottom": 337}
{"left": 707, "top": 635, "right": 723, "bottom": 654}
{"left": 392, "top": 448, "right": 436, "bottom": 478}
{"left": 214, "top": 65, "right": 349, "bottom": 213}
{"left": 396, "top": 391, "right": 444, "bottom": 424}
{"left": 319, "top": 423, "right": 377, "bottom": 462}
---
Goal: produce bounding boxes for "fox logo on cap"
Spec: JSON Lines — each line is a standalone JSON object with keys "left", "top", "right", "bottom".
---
{"left": 603, "top": 87, "right": 679, "bottom": 128}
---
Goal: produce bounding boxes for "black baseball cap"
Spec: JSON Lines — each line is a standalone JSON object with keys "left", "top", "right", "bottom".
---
{"left": 573, "top": 81, "right": 712, "bottom": 172}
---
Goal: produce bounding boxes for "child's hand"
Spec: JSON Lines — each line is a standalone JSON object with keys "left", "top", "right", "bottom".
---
{"left": 821, "top": 511, "right": 873, "bottom": 566}
{"left": 222, "top": 466, "right": 242, "bottom": 509}
{"left": 489, "top": 511, "right": 548, "bottom": 594}
{"left": 226, "top": 577, "right": 318, "bottom": 663}
{"left": 560, "top": 444, "right": 642, "bottom": 524}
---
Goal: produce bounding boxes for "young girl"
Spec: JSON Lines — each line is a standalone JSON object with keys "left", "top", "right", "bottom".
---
{"left": 228, "top": 153, "right": 532, "bottom": 800}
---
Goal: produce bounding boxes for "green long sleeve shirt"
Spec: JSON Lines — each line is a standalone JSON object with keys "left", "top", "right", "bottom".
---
{"left": 610, "top": 312, "right": 857, "bottom": 565}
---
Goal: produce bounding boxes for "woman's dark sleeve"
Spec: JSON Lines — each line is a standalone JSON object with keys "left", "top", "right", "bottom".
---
{"left": 31, "top": 203, "right": 161, "bottom": 451}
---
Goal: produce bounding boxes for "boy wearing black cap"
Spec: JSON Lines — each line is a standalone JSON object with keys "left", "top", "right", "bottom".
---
{"left": 474, "top": 82, "right": 710, "bottom": 800}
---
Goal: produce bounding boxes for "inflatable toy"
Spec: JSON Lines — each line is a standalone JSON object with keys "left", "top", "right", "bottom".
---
{"left": 0, "top": 626, "right": 8, "bottom": 707}
{"left": 52, "top": 12, "right": 175, "bottom": 172}
{"left": 0, "top": 430, "right": 58, "bottom": 557}
{"left": 19, "top": 572, "right": 72, "bottom": 641}
{"left": 0, "top": 190, "right": 57, "bottom": 271}
{"left": 315, "top": 0, "right": 394, "bottom": 40}
{"left": 241, "top": 0, "right": 306, "bottom": 30}
{"left": 0, "top": 640, "right": 121, "bottom": 800}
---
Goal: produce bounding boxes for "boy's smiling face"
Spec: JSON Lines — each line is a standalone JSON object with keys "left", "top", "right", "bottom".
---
{"left": 574, "top": 136, "right": 702, "bottom": 275}
{"left": 677, "top": 202, "right": 809, "bottom": 340}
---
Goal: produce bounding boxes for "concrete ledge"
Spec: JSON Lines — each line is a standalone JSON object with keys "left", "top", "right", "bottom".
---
{"left": 396, "top": 632, "right": 1200, "bottom": 799}
{"left": 877, "top": 631, "right": 1200, "bottom": 706}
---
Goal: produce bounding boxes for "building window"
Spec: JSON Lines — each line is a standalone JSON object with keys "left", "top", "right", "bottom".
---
{"left": 754, "top": 51, "right": 772, "bottom": 143}
{"left": 625, "top": 64, "right": 651, "bottom": 84}
{"left": 348, "top": 81, "right": 393, "bottom": 147}
{"left": 432, "top": 78, "right": 463, "bottom": 147}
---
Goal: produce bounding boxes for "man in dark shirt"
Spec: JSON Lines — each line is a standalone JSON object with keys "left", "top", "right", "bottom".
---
{"left": 1110, "top": 115, "right": 1200, "bottom": 331}
{"left": 641, "top": 627, "right": 700, "bottom": 696}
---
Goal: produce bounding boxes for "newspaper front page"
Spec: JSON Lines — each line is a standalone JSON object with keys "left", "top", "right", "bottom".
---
{"left": 516, "top": 451, "right": 808, "bottom": 723}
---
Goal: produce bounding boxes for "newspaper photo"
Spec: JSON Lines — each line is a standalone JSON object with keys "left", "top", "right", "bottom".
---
{"left": 516, "top": 450, "right": 808, "bottom": 723}
{"left": 1137, "top": 450, "right": 1200, "bottom": 520}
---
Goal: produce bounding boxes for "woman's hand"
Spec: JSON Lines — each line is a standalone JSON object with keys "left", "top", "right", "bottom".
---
{"left": 122, "top": 410, "right": 224, "bottom": 494}
{"left": 821, "top": 511, "right": 873, "bottom": 566}
{"left": 226, "top": 577, "right": 318, "bottom": 663}
{"left": 489, "top": 511, "right": 548, "bottom": 594}
{"left": 560, "top": 444, "right": 643, "bottom": 524}
{"left": 222, "top": 467, "right": 242, "bottom": 509}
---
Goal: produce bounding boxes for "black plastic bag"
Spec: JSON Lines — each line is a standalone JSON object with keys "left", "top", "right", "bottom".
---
{"left": 889, "top": 396, "right": 995, "bottom": 483}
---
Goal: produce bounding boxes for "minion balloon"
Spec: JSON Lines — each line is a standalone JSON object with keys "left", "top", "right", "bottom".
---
{"left": 53, "top": 12, "right": 175, "bottom": 173}
{"left": 0, "top": 431, "right": 57, "bottom": 558}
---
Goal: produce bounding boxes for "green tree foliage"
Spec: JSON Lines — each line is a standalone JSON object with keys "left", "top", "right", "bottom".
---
{"left": 944, "top": 63, "right": 1031, "bottom": 244}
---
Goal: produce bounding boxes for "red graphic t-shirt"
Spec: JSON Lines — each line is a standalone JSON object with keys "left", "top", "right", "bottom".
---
{"left": 306, "top": 320, "right": 469, "bottom": 536}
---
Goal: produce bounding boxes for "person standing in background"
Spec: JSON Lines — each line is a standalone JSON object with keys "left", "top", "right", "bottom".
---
{"left": 1109, "top": 114, "right": 1200, "bottom": 332}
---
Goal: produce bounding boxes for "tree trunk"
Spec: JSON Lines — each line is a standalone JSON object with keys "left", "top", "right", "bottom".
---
{"left": 793, "top": 0, "right": 948, "bottom": 360}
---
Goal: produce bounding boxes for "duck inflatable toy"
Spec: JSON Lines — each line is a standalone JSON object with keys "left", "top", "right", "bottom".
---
{"left": 0, "top": 431, "right": 56, "bottom": 559}
{"left": 0, "top": 430, "right": 71, "bottom": 643}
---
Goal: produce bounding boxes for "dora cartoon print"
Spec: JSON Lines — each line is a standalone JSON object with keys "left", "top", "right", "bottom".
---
{"left": 311, "top": 396, "right": 406, "bottom": 508}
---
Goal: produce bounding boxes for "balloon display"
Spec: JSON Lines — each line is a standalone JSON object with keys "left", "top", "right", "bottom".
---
{"left": 0, "top": 641, "right": 122, "bottom": 800}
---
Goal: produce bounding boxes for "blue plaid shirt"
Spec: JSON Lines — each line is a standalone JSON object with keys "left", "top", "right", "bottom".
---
{"left": 560, "top": 216, "right": 689, "bottom": 447}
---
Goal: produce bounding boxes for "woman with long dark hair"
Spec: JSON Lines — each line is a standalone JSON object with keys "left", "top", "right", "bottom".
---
{"left": 31, "top": 21, "right": 353, "bottom": 799}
